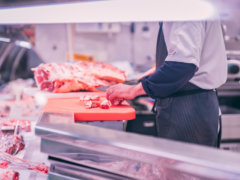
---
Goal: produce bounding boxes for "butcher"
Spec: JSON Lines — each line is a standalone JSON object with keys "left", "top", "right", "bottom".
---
{"left": 106, "top": 21, "right": 227, "bottom": 147}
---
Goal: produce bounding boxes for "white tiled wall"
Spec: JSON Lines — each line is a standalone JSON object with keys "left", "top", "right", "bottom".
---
{"left": 35, "top": 22, "right": 159, "bottom": 70}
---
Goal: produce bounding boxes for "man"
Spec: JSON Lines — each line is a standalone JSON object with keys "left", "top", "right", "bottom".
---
{"left": 106, "top": 21, "right": 227, "bottom": 147}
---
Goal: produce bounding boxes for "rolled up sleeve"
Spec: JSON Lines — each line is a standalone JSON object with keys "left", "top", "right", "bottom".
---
{"left": 141, "top": 61, "right": 197, "bottom": 98}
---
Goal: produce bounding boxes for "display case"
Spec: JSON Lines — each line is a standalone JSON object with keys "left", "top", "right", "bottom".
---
{"left": 35, "top": 112, "right": 240, "bottom": 180}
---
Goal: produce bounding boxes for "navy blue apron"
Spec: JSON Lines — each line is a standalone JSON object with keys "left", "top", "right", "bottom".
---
{"left": 154, "top": 23, "right": 221, "bottom": 147}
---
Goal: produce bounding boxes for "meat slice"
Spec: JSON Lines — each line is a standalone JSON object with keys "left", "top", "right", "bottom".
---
{"left": 84, "top": 100, "right": 100, "bottom": 109}
{"left": 79, "top": 95, "right": 125, "bottom": 109}
{"left": 100, "top": 99, "right": 111, "bottom": 109}
{"left": 32, "top": 62, "right": 126, "bottom": 93}
{"left": 79, "top": 95, "right": 100, "bottom": 101}
{"left": 80, "top": 95, "right": 112, "bottom": 109}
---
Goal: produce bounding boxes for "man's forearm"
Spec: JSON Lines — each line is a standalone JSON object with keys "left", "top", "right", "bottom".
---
{"left": 141, "top": 61, "right": 197, "bottom": 98}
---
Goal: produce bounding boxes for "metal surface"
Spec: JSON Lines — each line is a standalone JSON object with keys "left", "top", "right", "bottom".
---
{"left": 222, "top": 114, "right": 240, "bottom": 140}
{"left": 48, "top": 159, "right": 135, "bottom": 180}
{"left": 35, "top": 112, "right": 240, "bottom": 180}
{"left": 79, "top": 121, "right": 124, "bottom": 131}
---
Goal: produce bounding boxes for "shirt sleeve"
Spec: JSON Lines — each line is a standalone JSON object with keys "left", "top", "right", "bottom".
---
{"left": 141, "top": 61, "right": 197, "bottom": 98}
{"left": 163, "top": 21, "right": 205, "bottom": 68}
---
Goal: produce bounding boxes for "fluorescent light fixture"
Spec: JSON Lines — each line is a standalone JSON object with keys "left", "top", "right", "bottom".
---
{"left": 0, "top": 37, "right": 11, "bottom": 42}
{"left": 15, "top": 40, "right": 32, "bottom": 49}
{"left": 0, "top": 0, "right": 217, "bottom": 24}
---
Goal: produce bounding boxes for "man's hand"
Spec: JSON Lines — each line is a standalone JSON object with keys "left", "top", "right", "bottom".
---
{"left": 106, "top": 83, "right": 146, "bottom": 102}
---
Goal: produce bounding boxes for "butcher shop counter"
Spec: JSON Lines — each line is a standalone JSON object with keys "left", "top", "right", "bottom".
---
{"left": 35, "top": 112, "right": 240, "bottom": 180}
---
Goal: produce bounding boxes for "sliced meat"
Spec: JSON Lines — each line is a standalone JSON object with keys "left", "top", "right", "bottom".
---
{"left": 80, "top": 95, "right": 124, "bottom": 109}
{"left": 79, "top": 95, "right": 101, "bottom": 101}
{"left": 85, "top": 100, "right": 100, "bottom": 109}
{"left": 111, "top": 99, "right": 124, "bottom": 106}
{"left": 100, "top": 100, "right": 111, "bottom": 109}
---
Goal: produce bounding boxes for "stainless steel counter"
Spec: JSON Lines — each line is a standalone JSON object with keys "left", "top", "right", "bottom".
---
{"left": 35, "top": 112, "right": 240, "bottom": 180}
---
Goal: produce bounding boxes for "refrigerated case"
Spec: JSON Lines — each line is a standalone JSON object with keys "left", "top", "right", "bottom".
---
{"left": 35, "top": 112, "right": 240, "bottom": 180}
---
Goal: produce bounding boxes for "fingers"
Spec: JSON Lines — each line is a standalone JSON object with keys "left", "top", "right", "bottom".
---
{"left": 106, "top": 84, "right": 122, "bottom": 101}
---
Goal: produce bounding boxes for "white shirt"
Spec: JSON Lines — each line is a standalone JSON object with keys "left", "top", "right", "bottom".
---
{"left": 163, "top": 21, "right": 227, "bottom": 89}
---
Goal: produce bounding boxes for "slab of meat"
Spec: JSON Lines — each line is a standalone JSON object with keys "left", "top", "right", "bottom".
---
{"left": 0, "top": 169, "right": 19, "bottom": 180}
{"left": 32, "top": 62, "right": 126, "bottom": 93}
{"left": 76, "top": 61, "right": 126, "bottom": 83}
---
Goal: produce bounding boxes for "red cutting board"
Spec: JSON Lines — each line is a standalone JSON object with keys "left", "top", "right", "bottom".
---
{"left": 43, "top": 92, "right": 136, "bottom": 121}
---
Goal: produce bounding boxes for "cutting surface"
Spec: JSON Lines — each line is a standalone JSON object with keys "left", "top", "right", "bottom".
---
{"left": 43, "top": 92, "right": 136, "bottom": 121}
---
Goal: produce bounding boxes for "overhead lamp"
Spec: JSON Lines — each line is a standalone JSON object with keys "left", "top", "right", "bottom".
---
{"left": 0, "top": 0, "right": 217, "bottom": 24}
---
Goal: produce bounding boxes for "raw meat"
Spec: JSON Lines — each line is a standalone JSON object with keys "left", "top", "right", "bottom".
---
{"left": 84, "top": 101, "right": 100, "bottom": 109}
{"left": 0, "top": 152, "right": 48, "bottom": 175}
{"left": 0, "top": 134, "right": 25, "bottom": 155}
{"left": 0, "top": 169, "right": 19, "bottom": 180}
{"left": 100, "top": 100, "right": 111, "bottom": 109}
{"left": 32, "top": 62, "right": 126, "bottom": 93}
{"left": 29, "top": 163, "right": 49, "bottom": 174}
{"left": 76, "top": 61, "right": 126, "bottom": 83}
{"left": 79, "top": 95, "right": 124, "bottom": 109}
{"left": 80, "top": 95, "right": 112, "bottom": 109}
{"left": 1, "top": 120, "right": 31, "bottom": 133}
{"left": 79, "top": 95, "right": 100, "bottom": 101}
{"left": 0, "top": 161, "right": 8, "bottom": 169}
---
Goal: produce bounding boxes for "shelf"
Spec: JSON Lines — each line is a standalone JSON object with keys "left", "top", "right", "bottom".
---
{"left": 0, "top": 0, "right": 218, "bottom": 24}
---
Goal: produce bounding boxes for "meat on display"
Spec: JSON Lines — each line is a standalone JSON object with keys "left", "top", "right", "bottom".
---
{"left": 1, "top": 120, "right": 31, "bottom": 133}
{"left": 0, "top": 134, "right": 25, "bottom": 155}
{"left": 0, "top": 152, "right": 48, "bottom": 175}
{"left": 0, "top": 169, "right": 19, "bottom": 180}
{"left": 32, "top": 61, "right": 126, "bottom": 93}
